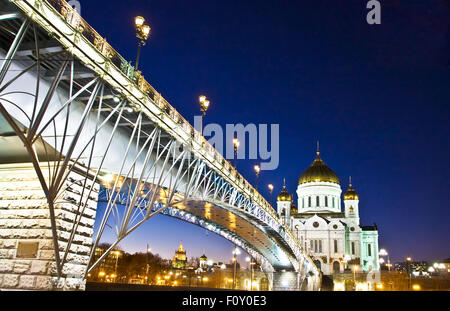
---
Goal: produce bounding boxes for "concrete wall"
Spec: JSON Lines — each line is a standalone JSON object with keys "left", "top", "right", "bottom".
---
{"left": 0, "top": 163, "right": 99, "bottom": 290}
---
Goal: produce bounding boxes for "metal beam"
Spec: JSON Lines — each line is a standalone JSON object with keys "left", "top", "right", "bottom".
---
{"left": 0, "top": 18, "right": 29, "bottom": 85}
{"left": 44, "top": 67, "right": 94, "bottom": 80}
{"left": 16, "top": 46, "right": 63, "bottom": 57}
{"left": 118, "top": 121, "right": 155, "bottom": 127}
{"left": 0, "top": 12, "right": 21, "bottom": 21}
{"left": 79, "top": 95, "right": 115, "bottom": 101}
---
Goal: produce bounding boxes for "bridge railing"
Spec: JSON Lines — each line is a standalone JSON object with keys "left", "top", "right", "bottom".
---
{"left": 33, "top": 0, "right": 305, "bottom": 253}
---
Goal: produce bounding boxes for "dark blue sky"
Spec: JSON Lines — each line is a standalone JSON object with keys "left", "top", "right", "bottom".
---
{"left": 85, "top": 1, "right": 450, "bottom": 263}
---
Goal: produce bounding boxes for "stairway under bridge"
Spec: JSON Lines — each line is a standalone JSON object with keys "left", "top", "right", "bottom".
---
{"left": 0, "top": 0, "right": 320, "bottom": 290}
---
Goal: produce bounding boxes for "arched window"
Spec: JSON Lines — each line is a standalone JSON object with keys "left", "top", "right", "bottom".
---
{"left": 333, "top": 261, "right": 340, "bottom": 273}
{"left": 302, "top": 197, "right": 305, "bottom": 209}
{"left": 332, "top": 197, "right": 335, "bottom": 208}
{"left": 308, "top": 196, "right": 311, "bottom": 207}
{"left": 325, "top": 196, "right": 328, "bottom": 207}
{"left": 316, "top": 196, "right": 320, "bottom": 206}
{"left": 314, "top": 260, "right": 321, "bottom": 270}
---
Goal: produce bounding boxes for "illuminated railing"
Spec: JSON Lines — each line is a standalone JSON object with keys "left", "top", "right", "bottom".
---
{"left": 34, "top": 0, "right": 304, "bottom": 261}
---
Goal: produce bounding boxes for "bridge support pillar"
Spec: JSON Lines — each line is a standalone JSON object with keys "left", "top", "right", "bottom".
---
{"left": 0, "top": 162, "right": 99, "bottom": 290}
{"left": 271, "top": 271, "right": 301, "bottom": 291}
{"left": 271, "top": 270, "right": 322, "bottom": 291}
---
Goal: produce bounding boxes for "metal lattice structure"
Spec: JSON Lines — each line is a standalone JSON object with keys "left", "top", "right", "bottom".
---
{"left": 0, "top": 0, "right": 319, "bottom": 286}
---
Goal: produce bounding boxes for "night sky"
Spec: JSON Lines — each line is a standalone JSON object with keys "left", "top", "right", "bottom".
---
{"left": 85, "top": 1, "right": 450, "bottom": 264}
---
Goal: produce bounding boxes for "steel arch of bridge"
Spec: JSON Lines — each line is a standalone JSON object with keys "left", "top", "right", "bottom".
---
{"left": 0, "top": 0, "right": 318, "bottom": 283}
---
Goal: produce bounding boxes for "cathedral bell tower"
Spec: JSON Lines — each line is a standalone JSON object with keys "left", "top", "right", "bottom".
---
{"left": 277, "top": 179, "right": 292, "bottom": 225}
{"left": 344, "top": 177, "right": 360, "bottom": 222}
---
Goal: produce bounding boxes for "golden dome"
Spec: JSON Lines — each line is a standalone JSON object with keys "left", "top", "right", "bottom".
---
{"left": 290, "top": 200, "right": 298, "bottom": 214}
{"left": 277, "top": 179, "right": 292, "bottom": 201}
{"left": 298, "top": 151, "right": 340, "bottom": 185}
{"left": 344, "top": 177, "right": 359, "bottom": 200}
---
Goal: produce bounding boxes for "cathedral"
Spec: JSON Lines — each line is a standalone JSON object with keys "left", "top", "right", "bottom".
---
{"left": 276, "top": 148, "right": 379, "bottom": 275}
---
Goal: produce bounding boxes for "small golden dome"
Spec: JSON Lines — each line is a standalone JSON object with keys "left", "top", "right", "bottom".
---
{"left": 344, "top": 177, "right": 359, "bottom": 200}
{"left": 291, "top": 200, "right": 298, "bottom": 214}
{"left": 277, "top": 179, "right": 292, "bottom": 201}
{"left": 277, "top": 188, "right": 292, "bottom": 201}
{"left": 298, "top": 150, "right": 340, "bottom": 185}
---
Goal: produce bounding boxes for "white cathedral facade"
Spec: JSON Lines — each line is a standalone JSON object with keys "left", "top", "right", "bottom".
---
{"left": 276, "top": 149, "right": 379, "bottom": 276}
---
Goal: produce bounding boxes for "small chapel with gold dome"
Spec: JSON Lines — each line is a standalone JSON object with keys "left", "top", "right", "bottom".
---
{"left": 276, "top": 146, "right": 379, "bottom": 275}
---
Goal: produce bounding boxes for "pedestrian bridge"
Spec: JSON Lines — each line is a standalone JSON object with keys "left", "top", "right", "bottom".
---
{"left": 0, "top": 0, "right": 320, "bottom": 290}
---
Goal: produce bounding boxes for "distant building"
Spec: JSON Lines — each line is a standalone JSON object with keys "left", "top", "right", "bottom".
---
{"left": 394, "top": 261, "right": 428, "bottom": 272}
{"left": 430, "top": 261, "right": 450, "bottom": 274}
{"left": 172, "top": 242, "right": 187, "bottom": 269}
{"left": 199, "top": 254, "right": 208, "bottom": 269}
{"left": 89, "top": 247, "right": 121, "bottom": 281}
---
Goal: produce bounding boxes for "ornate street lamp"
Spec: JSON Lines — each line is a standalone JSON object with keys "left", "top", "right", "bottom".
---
{"left": 233, "top": 137, "right": 240, "bottom": 168}
{"left": 406, "top": 256, "right": 412, "bottom": 289}
{"left": 232, "top": 247, "right": 240, "bottom": 290}
{"left": 134, "top": 16, "right": 151, "bottom": 70}
{"left": 246, "top": 256, "right": 256, "bottom": 291}
{"left": 268, "top": 184, "right": 274, "bottom": 203}
{"left": 379, "top": 248, "right": 391, "bottom": 271}
{"left": 353, "top": 265, "right": 358, "bottom": 286}
{"left": 254, "top": 164, "right": 261, "bottom": 191}
{"left": 199, "top": 95, "right": 210, "bottom": 136}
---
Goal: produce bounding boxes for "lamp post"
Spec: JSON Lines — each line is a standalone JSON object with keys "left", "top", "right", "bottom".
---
{"left": 353, "top": 265, "right": 358, "bottom": 290}
{"left": 250, "top": 259, "right": 255, "bottom": 291}
{"left": 220, "top": 264, "right": 226, "bottom": 289}
{"left": 146, "top": 244, "right": 151, "bottom": 285}
{"left": 246, "top": 257, "right": 255, "bottom": 291}
{"left": 114, "top": 251, "right": 120, "bottom": 283}
{"left": 134, "top": 16, "right": 151, "bottom": 71}
{"left": 232, "top": 247, "right": 240, "bottom": 290}
{"left": 233, "top": 138, "right": 240, "bottom": 168}
{"left": 254, "top": 164, "right": 261, "bottom": 191}
{"left": 379, "top": 248, "right": 390, "bottom": 271}
{"left": 268, "top": 184, "right": 274, "bottom": 204}
{"left": 199, "top": 95, "right": 210, "bottom": 136}
{"left": 98, "top": 271, "right": 106, "bottom": 282}
{"left": 406, "top": 256, "right": 412, "bottom": 290}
